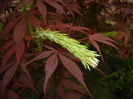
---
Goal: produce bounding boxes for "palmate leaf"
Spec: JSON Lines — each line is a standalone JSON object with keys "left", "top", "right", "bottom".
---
{"left": 37, "top": 0, "right": 47, "bottom": 23}
{"left": 23, "top": 46, "right": 93, "bottom": 97}
{"left": 44, "top": 53, "right": 58, "bottom": 93}
{"left": 2, "top": 46, "right": 15, "bottom": 67}
{"left": 13, "top": 16, "right": 26, "bottom": 48}
{"left": 34, "top": 28, "right": 100, "bottom": 70}
{"left": 17, "top": 73, "right": 37, "bottom": 93}
{"left": 16, "top": 41, "right": 25, "bottom": 62}
{"left": 79, "top": 33, "right": 118, "bottom": 61}
{"left": 1, "top": 63, "right": 19, "bottom": 95}
{"left": 59, "top": 54, "right": 93, "bottom": 98}
{"left": 29, "top": 15, "right": 41, "bottom": 28}
{"left": 56, "top": 79, "right": 86, "bottom": 98}
{"left": 43, "top": 0, "right": 65, "bottom": 14}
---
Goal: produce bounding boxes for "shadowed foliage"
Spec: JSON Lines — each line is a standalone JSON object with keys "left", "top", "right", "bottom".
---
{"left": 0, "top": 0, "right": 133, "bottom": 99}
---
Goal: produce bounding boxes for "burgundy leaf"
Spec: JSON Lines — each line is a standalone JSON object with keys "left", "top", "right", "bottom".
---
{"left": 21, "top": 65, "right": 31, "bottom": 78}
{"left": 2, "top": 63, "right": 19, "bottom": 94}
{"left": 47, "top": 12, "right": 64, "bottom": 18}
{"left": 62, "top": 70, "right": 71, "bottom": 78}
{"left": 44, "top": 0, "right": 65, "bottom": 14}
{"left": 12, "top": 81, "right": 25, "bottom": 88}
{"left": 62, "top": 51, "right": 79, "bottom": 62}
{"left": 2, "top": 46, "right": 15, "bottom": 67}
{"left": 89, "top": 38, "right": 103, "bottom": 61}
{"left": 0, "top": 61, "right": 15, "bottom": 75}
{"left": 44, "top": 53, "right": 58, "bottom": 93}
{"left": 25, "top": 51, "right": 54, "bottom": 65}
{"left": 18, "top": 73, "right": 37, "bottom": 93}
{"left": 16, "top": 41, "right": 25, "bottom": 62}
{"left": 71, "top": 7, "right": 82, "bottom": 16}
{"left": 116, "top": 31, "right": 130, "bottom": 47}
{"left": 124, "top": 34, "right": 129, "bottom": 46}
{"left": 13, "top": 17, "right": 26, "bottom": 48}
{"left": 46, "top": 23, "right": 94, "bottom": 35}
{"left": 82, "top": 33, "right": 119, "bottom": 61}
{"left": 59, "top": 54, "right": 93, "bottom": 98}
{"left": 1, "top": 40, "right": 14, "bottom": 52}
{"left": 1, "top": 19, "right": 18, "bottom": 34}
{"left": 24, "top": 35, "right": 32, "bottom": 41}
{"left": 90, "top": 33, "right": 118, "bottom": 49}
{"left": 68, "top": 24, "right": 95, "bottom": 34}
{"left": 29, "top": 15, "right": 41, "bottom": 28}
{"left": 95, "top": 39, "right": 118, "bottom": 49}
{"left": 44, "top": 45, "right": 55, "bottom": 51}
{"left": 60, "top": 79, "right": 86, "bottom": 94}
{"left": 71, "top": 27, "right": 88, "bottom": 34}
{"left": 55, "top": 0, "right": 64, "bottom": 4}
{"left": 6, "top": 90, "right": 19, "bottom": 99}
{"left": 37, "top": 0, "right": 47, "bottom": 23}
{"left": 65, "top": 4, "right": 82, "bottom": 16}
{"left": 92, "top": 33, "right": 115, "bottom": 42}
{"left": 70, "top": 26, "right": 93, "bottom": 35}
{"left": 20, "top": 59, "right": 32, "bottom": 78}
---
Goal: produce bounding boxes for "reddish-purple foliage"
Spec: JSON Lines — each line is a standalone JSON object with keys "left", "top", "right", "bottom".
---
{"left": 1, "top": 0, "right": 132, "bottom": 99}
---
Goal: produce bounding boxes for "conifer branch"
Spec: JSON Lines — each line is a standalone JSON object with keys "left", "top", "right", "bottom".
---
{"left": 34, "top": 28, "right": 100, "bottom": 70}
